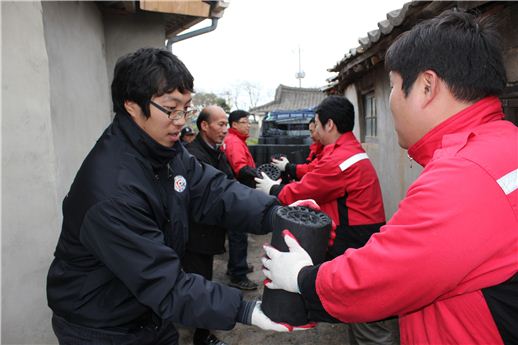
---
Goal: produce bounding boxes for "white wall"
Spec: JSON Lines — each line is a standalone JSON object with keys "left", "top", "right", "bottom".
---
{"left": 2, "top": 2, "right": 60, "bottom": 344}
{"left": 42, "top": 1, "right": 112, "bottom": 202}
{"left": 2, "top": 2, "right": 168, "bottom": 344}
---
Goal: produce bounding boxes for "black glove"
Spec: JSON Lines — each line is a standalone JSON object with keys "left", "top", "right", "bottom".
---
{"left": 238, "top": 166, "right": 260, "bottom": 188}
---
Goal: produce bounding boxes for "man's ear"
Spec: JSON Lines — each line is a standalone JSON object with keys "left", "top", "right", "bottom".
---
{"left": 420, "top": 70, "right": 439, "bottom": 106}
{"left": 124, "top": 100, "right": 143, "bottom": 120}
{"left": 326, "top": 119, "right": 335, "bottom": 132}
{"left": 201, "top": 120, "right": 209, "bottom": 132}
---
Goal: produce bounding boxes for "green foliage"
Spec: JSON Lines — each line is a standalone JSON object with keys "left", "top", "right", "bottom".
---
{"left": 193, "top": 92, "right": 231, "bottom": 113}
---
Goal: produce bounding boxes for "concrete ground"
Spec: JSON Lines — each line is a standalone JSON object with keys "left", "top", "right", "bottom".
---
{"left": 177, "top": 233, "right": 399, "bottom": 345}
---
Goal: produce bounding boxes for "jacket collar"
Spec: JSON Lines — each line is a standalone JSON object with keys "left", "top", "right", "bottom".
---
{"left": 115, "top": 113, "right": 179, "bottom": 169}
{"left": 408, "top": 96, "right": 504, "bottom": 167}
{"left": 194, "top": 134, "right": 221, "bottom": 155}
{"left": 228, "top": 127, "right": 249, "bottom": 141}
{"left": 332, "top": 131, "right": 356, "bottom": 149}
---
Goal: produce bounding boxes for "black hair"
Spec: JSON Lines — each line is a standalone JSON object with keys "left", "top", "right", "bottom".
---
{"left": 196, "top": 108, "right": 211, "bottom": 131}
{"left": 111, "top": 48, "right": 194, "bottom": 117}
{"left": 228, "top": 110, "right": 250, "bottom": 126}
{"left": 385, "top": 10, "right": 506, "bottom": 102}
{"left": 315, "top": 96, "right": 355, "bottom": 133}
{"left": 309, "top": 117, "right": 316, "bottom": 125}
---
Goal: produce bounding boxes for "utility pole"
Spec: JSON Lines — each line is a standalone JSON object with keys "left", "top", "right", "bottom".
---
{"left": 295, "top": 46, "right": 305, "bottom": 88}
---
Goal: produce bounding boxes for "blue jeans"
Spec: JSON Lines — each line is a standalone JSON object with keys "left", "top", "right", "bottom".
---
{"left": 227, "top": 229, "right": 249, "bottom": 279}
{"left": 52, "top": 314, "right": 178, "bottom": 345}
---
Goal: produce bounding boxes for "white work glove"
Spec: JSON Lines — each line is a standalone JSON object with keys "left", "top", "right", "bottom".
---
{"left": 262, "top": 230, "right": 313, "bottom": 293}
{"left": 254, "top": 172, "right": 281, "bottom": 194}
{"left": 271, "top": 157, "right": 290, "bottom": 172}
{"left": 250, "top": 301, "right": 291, "bottom": 332}
{"left": 251, "top": 301, "right": 317, "bottom": 332}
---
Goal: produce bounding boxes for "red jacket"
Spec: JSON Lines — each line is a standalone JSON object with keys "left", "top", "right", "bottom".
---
{"left": 272, "top": 132, "right": 385, "bottom": 255}
{"left": 223, "top": 128, "right": 256, "bottom": 175}
{"left": 299, "top": 97, "right": 518, "bottom": 344}
{"left": 294, "top": 142, "right": 324, "bottom": 180}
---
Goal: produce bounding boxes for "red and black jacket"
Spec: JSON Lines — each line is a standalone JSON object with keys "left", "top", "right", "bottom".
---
{"left": 224, "top": 128, "right": 257, "bottom": 187}
{"left": 270, "top": 132, "right": 385, "bottom": 257}
{"left": 298, "top": 97, "right": 518, "bottom": 344}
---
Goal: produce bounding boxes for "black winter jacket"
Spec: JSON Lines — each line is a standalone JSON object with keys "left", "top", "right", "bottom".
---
{"left": 185, "top": 134, "right": 234, "bottom": 254}
{"left": 46, "top": 113, "right": 278, "bottom": 331}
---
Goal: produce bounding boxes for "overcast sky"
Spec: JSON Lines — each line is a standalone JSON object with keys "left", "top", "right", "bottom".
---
{"left": 173, "top": 0, "right": 406, "bottom": 109}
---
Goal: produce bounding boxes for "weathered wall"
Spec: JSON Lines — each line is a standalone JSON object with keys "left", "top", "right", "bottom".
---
{"left": 500, "top": 3, "right": 518, "bottom": 84}
{"left": 103, "top": 10, "right": 166, "bottom": 84}
{"left": 2, "top": 2, "right": 61, "bottom": 344}
{"left": 42, "top": 1, "right": 112, "bottom": 202}
{"left": 2, "top": 2, "right": 168, "bottom": 344}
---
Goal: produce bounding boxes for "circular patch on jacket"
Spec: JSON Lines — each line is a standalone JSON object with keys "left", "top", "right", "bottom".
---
{"left": 174, "top": 175, "right": 187, "bottom": 193}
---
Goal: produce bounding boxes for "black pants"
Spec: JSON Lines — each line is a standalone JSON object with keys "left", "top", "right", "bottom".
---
{"left": 226, "top": 229, "right": 249, "bottom": 279}
{"left": 52, "top": 314, "right": 178, "bottom": 345}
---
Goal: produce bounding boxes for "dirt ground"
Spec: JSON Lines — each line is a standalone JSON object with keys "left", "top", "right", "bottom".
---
{"left": 177, "top": 233, "right": 399, "bottom": 345}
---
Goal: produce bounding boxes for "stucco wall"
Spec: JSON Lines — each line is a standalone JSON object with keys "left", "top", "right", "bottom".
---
{"left": 2, "top": 2, "right": 60, "bottom": 344}
{"left": 42, "top": 1, "right": 112, "bottom": 203}
{"left": 2, "top": 2, "right": 168, "bottom": 344}
{"left": 103, "top": 10, "right": 166, "bottom": 85}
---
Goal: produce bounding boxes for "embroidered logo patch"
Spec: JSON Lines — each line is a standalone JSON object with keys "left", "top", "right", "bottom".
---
{"left": 174, "top": 175, "right": 187, "bottom": 193}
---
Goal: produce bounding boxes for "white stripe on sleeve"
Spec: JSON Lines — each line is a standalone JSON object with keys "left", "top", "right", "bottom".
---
{"left": 339, "top": 153, "right": 369, "bottom": 172}
{"left": 497, "top": 168, "right": 518, "bottom": 195}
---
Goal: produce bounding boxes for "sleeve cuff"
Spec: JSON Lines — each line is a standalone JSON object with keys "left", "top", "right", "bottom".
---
{"left": 285, "top": 163, "right": 297, "bottom": 180}
{"left": 236, "top": 299, "right": 257, "bottom": 325}
{"left": 261, "top": 205, "right": 280, "bottom": 234}
{"left": 298, "top": 264, "right": 341, "bottom": 323}
{"left": 269, "top": 184, "right": 284, "bottom": 196}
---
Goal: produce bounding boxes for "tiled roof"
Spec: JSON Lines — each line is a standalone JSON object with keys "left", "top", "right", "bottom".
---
{"left": 251, "top": 84, "right": 326, "bottom": 113}
{"left": 324, "top": 1, "right": 492, "bottom": 94}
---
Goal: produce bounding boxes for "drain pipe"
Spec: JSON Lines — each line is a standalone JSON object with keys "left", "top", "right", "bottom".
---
{"left": 166, "top": 18, "right": 219, "bottom": 51}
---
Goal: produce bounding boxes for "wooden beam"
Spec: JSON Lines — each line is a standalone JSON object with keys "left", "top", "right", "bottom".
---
{"left": 140, "top": 0, "right": 211, "bottom": 17}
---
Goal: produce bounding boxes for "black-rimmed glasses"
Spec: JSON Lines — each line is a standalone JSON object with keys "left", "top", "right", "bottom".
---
{"left": 149, "top": 100, "right": 198, "bottom": 121}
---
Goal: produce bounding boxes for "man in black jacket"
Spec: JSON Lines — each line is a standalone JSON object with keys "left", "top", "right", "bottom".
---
{"left": 46, "top": 48, "right": 292, "bottom": 345}
{"left": 183, "top": 105, "right": 234, "bottom": 345}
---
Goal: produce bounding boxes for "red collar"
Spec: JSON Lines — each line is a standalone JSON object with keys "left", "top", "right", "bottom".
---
{"left": 332, "top": 131, "right": 356, "bottom": 149}
{"left": 228, "top": 127, "right": 249, "bottom": 141}
{"left": 408, "top": 96, "right": 504, "bottom": 167}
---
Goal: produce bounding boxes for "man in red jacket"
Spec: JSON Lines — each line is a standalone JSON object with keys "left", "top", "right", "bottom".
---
{"left": 223, "top": 110, "right": 258, "bottom": 290}
{"left": 256, "top": 96, "right": 393, "bottom": 343}
{"left": 262, "top": 10, "right": 518, "bottom": 345}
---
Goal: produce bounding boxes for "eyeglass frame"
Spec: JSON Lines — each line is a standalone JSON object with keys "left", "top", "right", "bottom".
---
{"left": 149, "top": 100, "right": 197, "bottom": 121}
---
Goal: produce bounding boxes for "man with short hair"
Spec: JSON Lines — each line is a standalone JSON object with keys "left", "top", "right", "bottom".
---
{"left": 256, "top": 95, "right": 392, "bottom": 344}
{"left": 223, "top": 110, "right": 258, "bottom": 290}
{"left": 46, "top": 48, "right": 294, "bottom": 345}
{"left": 262, "top": 10, "right": 518, "bottom": 344}
{"left": 183, "top": 105, "right": 233, "bottom": 345}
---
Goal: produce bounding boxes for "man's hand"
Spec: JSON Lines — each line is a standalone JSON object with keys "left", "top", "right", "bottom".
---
{"left": 271, "top": 157, "right": 290, "bottom": 172}
{"left": 251, "top": 301, "right": 317, "bottom": 332}
{"left": 255, "top": 172, "right": 281, "bottom": 194}
{"left": 250, "top": 301, "right": 290, "bottom": 332}
{"left": 262, "top": 230, "right": 313, "bottom": 293}
{"left": 289, "top": 199, "right": 320, "bottom": 210}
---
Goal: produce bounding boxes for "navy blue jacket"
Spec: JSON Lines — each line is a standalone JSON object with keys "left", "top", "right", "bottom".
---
{"left": 47, "top": 113, "right": 278, "bottom": 331}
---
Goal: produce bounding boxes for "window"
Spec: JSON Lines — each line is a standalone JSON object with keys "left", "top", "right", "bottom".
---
{"left": 361, "top": 91, "right": 377, "bottom": 141}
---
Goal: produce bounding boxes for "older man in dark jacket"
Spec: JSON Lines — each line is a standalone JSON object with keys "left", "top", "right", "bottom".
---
{"left": 183, "top": 105, "right": 235, "bottom": 345}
